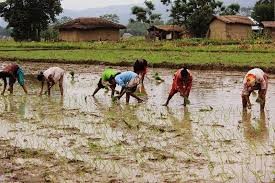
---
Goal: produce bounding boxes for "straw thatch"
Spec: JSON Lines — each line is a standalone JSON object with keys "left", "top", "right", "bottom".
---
{"left": 148, "top": 25, "right": 184, "bottom": 32}
{"left": 58, "top": 17, "right": 126, "bottom": 30}
{"left": 147, "top": 25, "right": 189, "bottom": 40}
{"left": 261, "top": 21, "right": 275, "bottom": 28}
{"left": 212, "top": 15, "right": 255, "bottom": 26}
{"left": 57, "top": 17, "right": 126, "bottom": 42}
{"left": 260, "top": 21, "right": 275, "bottom": 40}
{"left": 207, "top": 15, "right": 254, "bottom": 40}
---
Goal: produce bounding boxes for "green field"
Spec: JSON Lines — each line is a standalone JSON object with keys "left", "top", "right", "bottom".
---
{"left": 1, "top": 37, "right": 275, "bottom": 72}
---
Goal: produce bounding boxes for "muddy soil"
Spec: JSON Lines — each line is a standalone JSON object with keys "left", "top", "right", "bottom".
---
{"left": 0, "top": 62, "right": 274, "bottom": 182}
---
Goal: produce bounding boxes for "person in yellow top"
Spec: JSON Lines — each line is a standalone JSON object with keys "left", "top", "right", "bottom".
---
{"left": 92, "top": 68, "right": 120, "bottom": 97}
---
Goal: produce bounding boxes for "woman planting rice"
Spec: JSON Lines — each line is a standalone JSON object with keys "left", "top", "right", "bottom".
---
{"left": 37, "top": 67, "right": 65, "bottom": 96}
{"left": 92, "top": 68, "right": 120, "bottom": 98}
{"left": 110, "top": 71, "right": 143, "bottom": 104}
{"left": 0, "top": 63, "right": 28, "bottom": 95}
{"left": 242, "top": 68, "right": 268, "bottom": 110}
{"left": 163, "top": 67, "right": 193, "bottom": 106}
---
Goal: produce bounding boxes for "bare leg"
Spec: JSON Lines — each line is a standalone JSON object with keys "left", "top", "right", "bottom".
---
{"left": 8, "top": 84, "right": 13, "bottom": 94}
{"left": 1, "top": 78, "right": 7, "bottom": 95}
{"left": 126, "top": 93, "right": 130, "bottom": 104}
{"left": 47, "top": 82, "right": 51, "bottom": 96}
{"left": 129, "top": 93, "right": 143, "bottom": 103}
{"left": 163, "top": 92, "right": 176, "bottom": 106}
{"left": 92, "top": 87, "right": 101, "bottom": 96}
{"left": 59, "top": 76, "right": 64, "bottom": 96}
{"left": 242, "top": 94, "right": 251, "bottom": 109}
{"left": 21, "top": 85, "right": 28, "bottom": 94}
{"left": 258, "top": 89, "right": 266, "bottom": 111}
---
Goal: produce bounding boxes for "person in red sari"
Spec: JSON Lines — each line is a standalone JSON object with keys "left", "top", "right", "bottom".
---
{"left": 163, "top": 68, "right": 193, "bottom": 106}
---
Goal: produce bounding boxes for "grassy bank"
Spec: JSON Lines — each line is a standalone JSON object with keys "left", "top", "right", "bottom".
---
{"left": 1, "top": 38, "right": 275, "bottom": 73}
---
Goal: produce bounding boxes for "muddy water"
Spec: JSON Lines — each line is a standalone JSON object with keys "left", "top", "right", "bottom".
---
{"left": 0, "top": 64, "right": 274, "bottom": 182}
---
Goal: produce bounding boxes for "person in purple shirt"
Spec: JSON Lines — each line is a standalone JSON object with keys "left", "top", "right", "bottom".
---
{"left": 110, "top": 71, "right": 143, "bottom": 104}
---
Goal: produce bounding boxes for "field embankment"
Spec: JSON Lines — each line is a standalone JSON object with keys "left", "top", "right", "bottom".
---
{"left": 1, "top": 38, "right": 275, "bottom": 73}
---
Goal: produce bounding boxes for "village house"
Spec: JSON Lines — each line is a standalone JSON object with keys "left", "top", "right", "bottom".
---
{"left": 147, "top": 25, "right": 188, "bottom": 40}
{"left": 260, "top": 21, "right": 275, "bottom": 40}
{"left": 57, "top": 17, "right": 126, "bottom": 42}
{"left": 207, "top": 15, "right": 255, "bottom": 40}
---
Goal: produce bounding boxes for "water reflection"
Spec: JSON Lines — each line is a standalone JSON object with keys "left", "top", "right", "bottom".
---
{"left": 242, "top": 110, "right": 268, "bottom": 145}
{"left": 167, "top": 107, "right": 192, "bottom": 141}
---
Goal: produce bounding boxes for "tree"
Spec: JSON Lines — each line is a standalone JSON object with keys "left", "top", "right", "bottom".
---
{"left": 220, "top": 3, "right": 240, "bottom": 15}
{"left": 0, "top": 0, "right": 62, "bottom": 41}
{"left": 41, "top": 16, "right": 72, "bottom": 41}
{"left": 252, "top": 0, "right": 274, "bottom": 22}
{"left": 161, "top": 0, "right": 224, "bottom": 37}
{"left": 130, "top": 0, "right": 162, "bottom": 25}
{"left": 0, "top": 26, "right": 11, "bottom": 37}
{"left": 100, "top": 14, "right": 120, "bottom": 23}
{"left": 240, "top": 7, "right": 253, "bottom": 17}
{"left": 124, "top": 21, "right": 148, "bottom": 36}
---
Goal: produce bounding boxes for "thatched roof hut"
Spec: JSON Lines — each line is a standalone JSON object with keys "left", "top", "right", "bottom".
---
{"left": 207, "top": 15, "right": 255, "bottom": 40}
{"left": 260, "top": 21, "right": 275, "bottom": 40}
{"left": 57, "top": 17, "right": 126, "bottom": 42}
{"left": 147, "top": 25, "right": 188, "bottom": 40}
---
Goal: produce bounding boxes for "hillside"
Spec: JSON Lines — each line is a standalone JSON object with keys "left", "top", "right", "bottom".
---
{"left": 60, "top": 0, "right": 257, "bottom": 24}
{"left": 0, "top": 0, "right": 258, "bottom": 27}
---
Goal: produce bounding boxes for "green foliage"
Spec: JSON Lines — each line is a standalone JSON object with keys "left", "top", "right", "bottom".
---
{"left": 161, "top": 0, "right": 224, "bottom": 37}
{"left": 0, "top": 26, "right": 11, "bottom": 37}
{"left": 124, "top": 21, "right": 148, "bottom": 36}
{"left": 99, "top": 14, "right": 120, "bottom": 23}
{"left": 41, "top": 16, "right": 72, "bottom": 42}
{"left": 131, "top": 0, "right": 162, "bottom": 26}
{"left": 41, "top": 27, "right": 59, "bottom": 42}
{"left": 220, "top": 3, "right": 240, "bottom": 15}
{"left": 252, "top": 0, "right": 274, "bottom": 22}
{"left": 0, "top": 0, "right": 63, "bottom": 41}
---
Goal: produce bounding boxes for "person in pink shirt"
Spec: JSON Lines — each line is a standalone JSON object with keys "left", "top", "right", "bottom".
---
{"left": 37, "top": 67, "right": 65, "bottom": 96}
{"left": 242, "top": 68, "right": 268, "bottom": 110}
{"left": 163, "top": 67, "right": 193, "bottom": 106}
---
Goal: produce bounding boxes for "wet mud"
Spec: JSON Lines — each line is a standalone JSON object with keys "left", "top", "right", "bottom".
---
{"left": 0, "top": 62, "right": 274, "bottom": 182}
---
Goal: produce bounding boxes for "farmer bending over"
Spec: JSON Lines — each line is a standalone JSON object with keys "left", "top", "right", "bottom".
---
{"left": 37, "top": 67, "right": 65, "bottom": 96}
{"left": 133, "top": 59, "right": 148, "bottom": 84}
{"left": 110, "top": 71, "right": 143, "bottom": 104}
{"left": 92, "top": 68, "right": 120, "bottom": 97}
{"left": 0, "top": 64, "right": 28, "bottom": 95}
{"left": 163, "top": 67, "right": 193, "bottom": 106}
{"left": 242, "top": 68, "right": 268, "bottom": 110}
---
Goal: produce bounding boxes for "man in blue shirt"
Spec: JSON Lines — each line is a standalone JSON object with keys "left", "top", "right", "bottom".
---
{"left": 110, "top": 71, "right": 143, "bottom": 104}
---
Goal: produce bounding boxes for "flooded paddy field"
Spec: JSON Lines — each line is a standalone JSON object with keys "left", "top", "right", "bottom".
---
{"left": 0, "top": 63, "right": 274, "bottom": 182}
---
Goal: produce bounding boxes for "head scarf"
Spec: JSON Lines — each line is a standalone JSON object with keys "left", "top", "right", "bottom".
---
{"left": 246, "top": 74, "right": 256, "bottom": 87}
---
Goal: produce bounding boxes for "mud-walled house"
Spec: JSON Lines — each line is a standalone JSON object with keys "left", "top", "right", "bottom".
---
{"left": 147, "top": 25, "right": 188, "bottom": 40}
{"left": 260, "top": 21, "right": 275, "bottom": 40}
{"left": 57, "top": 17, "right": 126, "bottom": 42}
{"left": 207, "top": 15, "right": 255, "bottom": 40}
